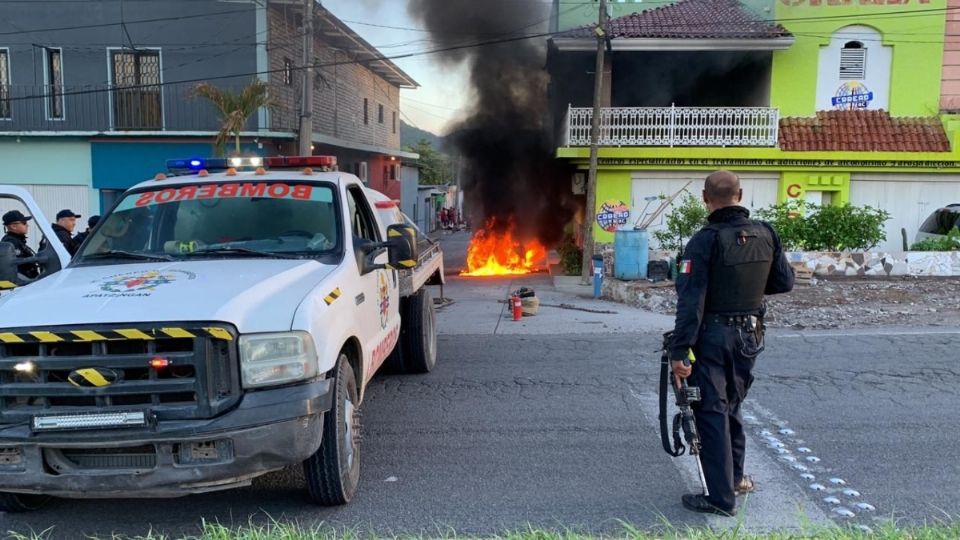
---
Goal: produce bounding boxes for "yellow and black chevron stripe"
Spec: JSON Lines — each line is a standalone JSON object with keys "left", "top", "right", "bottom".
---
{"left": 323, "top": 288, "right": 342, "bottom": 306}
{"left": 387, "top": 226, "right": 417, "bottom": 269}
{"left": 0, "top": 326, "right": 233, "bottom": 344}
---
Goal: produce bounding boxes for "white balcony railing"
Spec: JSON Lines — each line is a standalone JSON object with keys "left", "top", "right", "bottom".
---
{"left": 564, "top": 105, "right": 780, "bottom": 147}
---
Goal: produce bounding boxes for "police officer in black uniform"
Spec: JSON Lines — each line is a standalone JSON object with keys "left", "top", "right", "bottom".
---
{"left": 1, "top": 210, "right": 41, "bottom": 279}
{"left": 670, "top": 170, "right": 794, "bottom": 516}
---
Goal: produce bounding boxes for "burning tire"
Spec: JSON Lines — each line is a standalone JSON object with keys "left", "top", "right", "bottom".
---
{"left": 401, "top": 288, "right": 437, "bottom": 374}
{"left": 0, "top": 493, "right": 50, "bottom": 513}
{"left": 303, "top": 354, "right": 361, "bottom": 505}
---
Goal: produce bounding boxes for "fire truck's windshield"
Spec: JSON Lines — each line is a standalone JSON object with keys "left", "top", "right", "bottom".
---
{"left": 74, "top": 181, "right": 341, "bottom": 264}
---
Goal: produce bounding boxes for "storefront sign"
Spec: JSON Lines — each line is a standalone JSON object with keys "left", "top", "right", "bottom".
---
{"left": 781, "top": 0, "right": 929, "bottom": 5}
{"left": 786, "top": 184, "right": 802, "bottom": 198}
{"left": 597, "top": 158, "right": 960, "bottom": 169}
{"left": 596, "top": 200, "right": 631, "bottom": 232}
{"left": 832, "top": 82, "right": 874, "bottom": 109}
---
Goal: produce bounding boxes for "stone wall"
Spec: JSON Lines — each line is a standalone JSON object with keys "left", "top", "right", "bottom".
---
{"left": 602, "top": 244, "right": 960, "bottom": 278}
{"left": 787, "top": 251, "right": 960, "bottom": 277}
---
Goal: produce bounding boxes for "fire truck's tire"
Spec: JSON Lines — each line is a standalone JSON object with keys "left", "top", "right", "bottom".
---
{"left": 381, "top": 343, "right": 405, "bottom": 374}
{"left": 303, "top": 354, "right": 361, "bottom": 506}
{"left": 401, "top": 288, "right": 437, "bottom": 374}
{"left": 0, "top": 493, "right": 50, "bottom": 513}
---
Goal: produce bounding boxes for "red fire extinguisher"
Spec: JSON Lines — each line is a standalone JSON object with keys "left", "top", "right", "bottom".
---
{"left": 512, "top": 293, "right": 522, "bottom": 321}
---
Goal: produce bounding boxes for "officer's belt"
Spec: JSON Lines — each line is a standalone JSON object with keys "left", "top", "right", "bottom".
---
{"left": 704, "top": 313, "right": 760, "bottom": 326}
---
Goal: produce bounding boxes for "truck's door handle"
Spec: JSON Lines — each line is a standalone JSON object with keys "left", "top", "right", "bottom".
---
{"left": 355, "top": 293, "right": 365, "bottom": 305}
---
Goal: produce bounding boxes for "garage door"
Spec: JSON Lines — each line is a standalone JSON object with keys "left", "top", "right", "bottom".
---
{"left": 0, "top": 184, "right": 91, "bottom": 251}
{"left": 631, "top": 171, "right": 778, "bottom": 249}
{"left": 850, "top": 174, "right": 960, "bottom": 251}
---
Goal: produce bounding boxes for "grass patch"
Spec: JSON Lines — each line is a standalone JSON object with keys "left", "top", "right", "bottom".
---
{"left": 5, "top": 519, "right": 960, "bottom": 540}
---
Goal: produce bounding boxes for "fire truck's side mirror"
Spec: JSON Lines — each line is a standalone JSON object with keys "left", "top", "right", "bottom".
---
{"left": 385, "top": 224, "right": 418, "bottom": 269}
{"left": 0, "top": 242, "right": 21, "bottom": 288}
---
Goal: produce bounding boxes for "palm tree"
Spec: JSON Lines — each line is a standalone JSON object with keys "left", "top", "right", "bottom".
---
{"left": 194, "top": 79, "right": 273, "bottom": 156}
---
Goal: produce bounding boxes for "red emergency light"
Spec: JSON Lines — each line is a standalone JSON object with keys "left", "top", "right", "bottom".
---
{"left": 374, "top": 200, "right": 399, "bottom": 209}
{"left": 264, "top": 156, "right": 337, "bottom": 168}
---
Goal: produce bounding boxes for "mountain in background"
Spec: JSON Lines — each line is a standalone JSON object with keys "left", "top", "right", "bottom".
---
{"left": 401, "top": 121, "right": 447, "bottom": 152}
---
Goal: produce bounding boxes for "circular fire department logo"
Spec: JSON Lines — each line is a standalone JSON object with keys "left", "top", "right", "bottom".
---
{"left": 98, "top": 270, "right": 197, "bottom": 294}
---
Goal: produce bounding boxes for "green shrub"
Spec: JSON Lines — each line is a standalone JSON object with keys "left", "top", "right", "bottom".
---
{"left": 911, "top": 227, "right": 960, "bottom": 251}
{"left": 805, "top": 203, "right": 891, "bottom": 251}
{"left": 755, "top": 201, "right": 891, "bottom": 252}
{"left": 754, "top": 200, "right": 812, "bottom": 251}
{"left": 557, "top": 233, "right": 583, "bottom": 275}
{"left": 652, "top": 193, "right": 709, "bottom": 252}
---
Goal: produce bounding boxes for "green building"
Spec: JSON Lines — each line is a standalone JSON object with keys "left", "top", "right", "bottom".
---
{"left": 550, "top": 0, "right": 960, "bottom": 250}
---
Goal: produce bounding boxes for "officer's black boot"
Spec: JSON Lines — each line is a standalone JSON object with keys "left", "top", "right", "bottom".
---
{"left": 682, "top": 494, "right": 737, "bottom": 517}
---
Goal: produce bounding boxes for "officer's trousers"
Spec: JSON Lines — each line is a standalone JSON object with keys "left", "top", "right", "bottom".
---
{"left": 690, "top": 319, "right": 758, "bottom": 512}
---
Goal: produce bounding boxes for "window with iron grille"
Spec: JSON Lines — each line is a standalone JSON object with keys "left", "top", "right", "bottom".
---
{"left": 0, "top": 50, "right": 9, "bottom": 119}
{"left": 839, "top": 41, "right": 866, "bottom": 80}
{"left": 283, "top": 58, "right": 293, "bottom": 86}
{"left": 392, "top": 111, "right": 397, "bottom": 134}
{"left": 378, "top": 103, "right": 384, "bottom": 124}
{"left": 46, "top": 48, "right": 63, "bottom": 119}
{"left": 363, "top": 98, "right": 369, "bottom": 125}
{"left": 111, "top": 49, "right": 162, "bottom": 130}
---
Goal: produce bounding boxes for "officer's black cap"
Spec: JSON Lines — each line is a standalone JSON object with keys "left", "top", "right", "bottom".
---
{"left": 88, "top": 215, "right": 100, "bottom": 228}
{"left": 56, "top": 209, "right": 81, "bottom": 220}
{"left": 2, "top": 210, "right": 32, "bottom": 226}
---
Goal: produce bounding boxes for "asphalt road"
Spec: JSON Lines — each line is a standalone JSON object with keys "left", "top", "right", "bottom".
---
{"left": 2, "top": 232, "right": 957, "bottom": 537}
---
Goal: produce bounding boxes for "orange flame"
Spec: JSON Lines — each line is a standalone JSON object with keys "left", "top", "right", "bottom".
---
{"left": 461, "top": 219, "right": 547, "bottom": 276}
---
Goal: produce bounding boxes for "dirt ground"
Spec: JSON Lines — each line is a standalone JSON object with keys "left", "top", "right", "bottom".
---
{"left": 618, "top": 276, "right": 960, "bottom": 330}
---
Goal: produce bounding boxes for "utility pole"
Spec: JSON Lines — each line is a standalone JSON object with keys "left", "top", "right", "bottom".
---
{"left": 298, "top": 0, "right": 315, "bottom": 156}
{"left": 581, "top": 0, "right": 607, "bottom": 284}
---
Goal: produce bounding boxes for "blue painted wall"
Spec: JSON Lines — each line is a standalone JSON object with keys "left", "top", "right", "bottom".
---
{"left": 91, "top": 141, "right": 262, "bottom": 190}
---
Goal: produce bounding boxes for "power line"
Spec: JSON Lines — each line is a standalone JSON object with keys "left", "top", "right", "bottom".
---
{"left": 0, "top": 7, "right": 252, "bottom": 37}
{"left": 4, "top": 28, "right": 563, "bottom": 104}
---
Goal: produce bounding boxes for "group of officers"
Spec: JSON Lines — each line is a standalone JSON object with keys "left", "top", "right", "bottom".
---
{"left": 1, "top": 208, "right": 99, "bottom": 279}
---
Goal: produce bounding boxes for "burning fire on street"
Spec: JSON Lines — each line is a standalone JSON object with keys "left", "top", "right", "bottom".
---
{"left": 461, "top": 219, "right": 547, "bottom": 277}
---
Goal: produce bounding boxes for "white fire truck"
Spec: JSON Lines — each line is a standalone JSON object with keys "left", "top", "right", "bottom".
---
{"left": 0, "top": 156, "right": 443, "bottom": 511}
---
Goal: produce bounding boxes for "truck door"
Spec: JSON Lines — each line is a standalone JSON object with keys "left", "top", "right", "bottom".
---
{"left": 0, "top": 186, "right": 71, "bottom": 295}
{"left": 345, "top": 185, "right": 400, "bottom": 381}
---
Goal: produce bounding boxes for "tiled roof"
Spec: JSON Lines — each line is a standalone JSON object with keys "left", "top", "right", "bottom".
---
{"left": 779, "top": 110, "right": 951, "bottom": 153}
{"left": 562, "top": 0, "right": 791, "bottom": 40}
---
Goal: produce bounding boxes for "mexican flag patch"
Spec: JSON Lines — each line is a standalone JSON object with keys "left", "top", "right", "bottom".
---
{"left": 679, "top": 260, "right": 692, "bottom": 274}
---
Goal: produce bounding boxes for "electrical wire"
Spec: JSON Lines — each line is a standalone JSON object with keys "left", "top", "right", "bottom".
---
{"left": 0, "top": 7, "right": 253, "bottom": 37}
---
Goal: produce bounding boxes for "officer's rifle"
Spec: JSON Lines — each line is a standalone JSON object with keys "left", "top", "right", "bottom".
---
{"left": 658, "top": 331, "right": 709, "bottom": 496}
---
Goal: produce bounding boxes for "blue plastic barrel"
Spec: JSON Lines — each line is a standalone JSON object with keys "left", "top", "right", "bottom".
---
{"left": 614, "top": 228, "right": 649, "bottom": 280}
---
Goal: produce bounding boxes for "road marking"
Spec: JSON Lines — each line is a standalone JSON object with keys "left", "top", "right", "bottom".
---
{"left": 630, "top": 389, "right": 834, "bottom": 531}
{"left": 775, "top": 328, "right": 960, "bottom": 338}
{"left": 745, "top": 401, "right": 877, "bottom": 531}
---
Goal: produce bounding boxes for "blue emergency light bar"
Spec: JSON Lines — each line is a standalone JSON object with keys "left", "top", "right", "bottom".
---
{"left": 166, "top": 155, "right": 336, "bottom": 174}
{"left": 166, "top": 157, "right": 265, "bottom": 171}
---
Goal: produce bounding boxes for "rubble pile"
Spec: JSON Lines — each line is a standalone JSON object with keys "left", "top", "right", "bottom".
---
{"left": 609, "top": 277, "right": 960, "bottom": 329}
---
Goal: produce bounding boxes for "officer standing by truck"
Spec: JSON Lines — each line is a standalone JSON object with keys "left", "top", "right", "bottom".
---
{"left": 669, "top": 170, "right": 794, "bottom": 517}
{"left": 1, "top": 210, "right": 40, "bottom": 279}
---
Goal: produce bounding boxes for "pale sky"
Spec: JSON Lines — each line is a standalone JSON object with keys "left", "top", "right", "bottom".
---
{"left": 322, "top": 1, "right": 473, "bottom": 136}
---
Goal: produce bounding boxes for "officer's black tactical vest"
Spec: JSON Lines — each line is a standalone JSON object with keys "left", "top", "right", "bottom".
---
{"left": 703, "top": 220, "right": 774, "bottom": 314}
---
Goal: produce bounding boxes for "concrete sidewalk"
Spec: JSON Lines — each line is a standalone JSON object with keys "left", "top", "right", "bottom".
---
{"left": 429, "top": 272, "right": 673, "bottom": 336}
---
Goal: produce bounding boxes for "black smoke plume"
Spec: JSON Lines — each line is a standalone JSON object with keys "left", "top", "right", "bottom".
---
{"left": 407, "top": 0, "right": 576, "bottom": 246}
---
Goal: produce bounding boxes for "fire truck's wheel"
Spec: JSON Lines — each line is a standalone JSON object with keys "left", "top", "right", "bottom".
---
{"left": 401, "top": 288, "right": 437, "bottom": 374}
{"left": 381, "top": 343, "right": 405, "bottom": 374}
{"left": 303, "top": 354, "right": 361, "bottom": 506}
{"left": 0, "top": 493, "right": 50, "bottom": 513}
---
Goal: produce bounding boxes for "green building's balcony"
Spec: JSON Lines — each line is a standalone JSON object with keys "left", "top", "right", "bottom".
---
{"left": 563, "top": 105, "right": 781, "bottom": 148}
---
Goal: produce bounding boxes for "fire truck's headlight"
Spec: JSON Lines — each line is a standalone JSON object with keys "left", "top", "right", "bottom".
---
{"left": 238, "top": 331, "right": 318, "bottom": 389}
